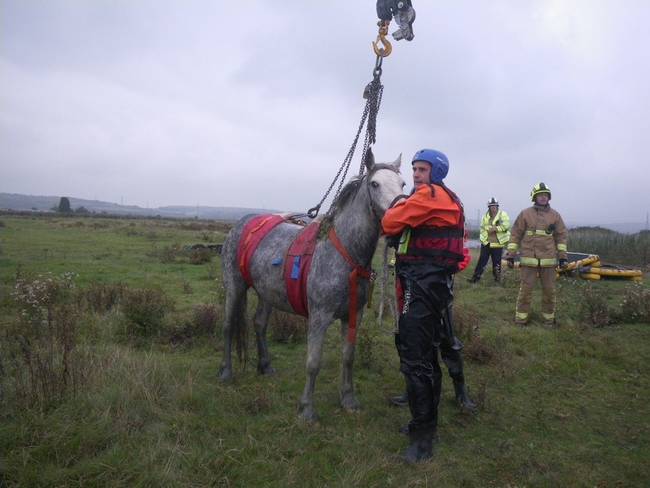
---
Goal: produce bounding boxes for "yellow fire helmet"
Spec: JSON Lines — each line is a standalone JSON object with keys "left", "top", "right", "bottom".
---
{"left": 531, "top": 182, "right": 551, "bottom": 202}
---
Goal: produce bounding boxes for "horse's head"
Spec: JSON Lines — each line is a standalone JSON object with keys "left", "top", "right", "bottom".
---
{"left": 364, "top": 148, "right": 406, "bottom": 217}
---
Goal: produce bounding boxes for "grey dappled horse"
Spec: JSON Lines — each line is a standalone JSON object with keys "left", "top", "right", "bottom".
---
{"left": 219, "top": 151, "right": 405, "bottom": 421}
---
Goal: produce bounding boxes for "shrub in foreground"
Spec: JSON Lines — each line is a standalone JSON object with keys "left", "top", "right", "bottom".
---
{"left": 121, "top": 287, "right": 174, "bottom": 337}
{"left": 1, "top": 273, "right": 88, "bottom": 411}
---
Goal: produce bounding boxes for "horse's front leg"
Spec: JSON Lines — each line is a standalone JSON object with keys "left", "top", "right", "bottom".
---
{"left": 254, "top": 300, "right": 275, "bottom": 375}
{"left": 298, "top": 315, "right": 330, "bottom": 422}
{"left": 339, "top": 311, "right": 362, "bottom": 412}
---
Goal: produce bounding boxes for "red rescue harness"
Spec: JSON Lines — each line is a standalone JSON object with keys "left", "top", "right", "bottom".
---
{"left": 328, "top": 228, "right": 372, "bottom": 344}
{"left": 237, "top": 214, "right": 372, "bottom": 344}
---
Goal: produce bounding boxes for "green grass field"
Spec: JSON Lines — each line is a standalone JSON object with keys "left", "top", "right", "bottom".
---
{"left": 1, "top": 214, "right": 649, "bottom": 487}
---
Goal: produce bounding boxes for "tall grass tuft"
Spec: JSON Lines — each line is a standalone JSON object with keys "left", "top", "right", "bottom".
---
{"left": 120, "top": 287, "right": 174, "bottom": 337}
{"left": 1, "top": 273, "right": 89, "bottom": 411}
{"left": 269, "top": 310, "right": 307, "bottom": 344}
{"left": 579, "top": 284, "right": 611, "bottom": 327}
{"left": 83, "top": 281, "right": 127, "bottom": 313}
{"left": 615, "top": 283, "right": 650, "bottom": 323}
{"left": 569, "top": 227, "right": 650, "bottom": 266}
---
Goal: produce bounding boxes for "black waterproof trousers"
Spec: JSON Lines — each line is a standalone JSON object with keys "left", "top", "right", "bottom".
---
{"left": 396, "top": 270, "right": 453, "bottom": 435}
{"left": 472, "top": 244, "right": 503, "bottom": 281}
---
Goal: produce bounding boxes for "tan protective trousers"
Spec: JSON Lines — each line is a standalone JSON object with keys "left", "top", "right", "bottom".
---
{"left": 515, "top": 266, "right": 556, "bottom": 322}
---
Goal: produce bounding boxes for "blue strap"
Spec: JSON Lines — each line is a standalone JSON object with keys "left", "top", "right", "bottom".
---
{"left": 291, "top": 256, "right": 301, "bottom": 280}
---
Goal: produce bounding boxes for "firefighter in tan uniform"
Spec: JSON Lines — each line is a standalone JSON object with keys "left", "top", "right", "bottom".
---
{"left": 506, "top": 183, "right": 568, "bottom": 325}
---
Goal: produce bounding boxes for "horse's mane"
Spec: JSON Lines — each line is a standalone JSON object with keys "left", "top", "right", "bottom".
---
{"left": 320, "top": 163, "right": 398, "bottom": 231}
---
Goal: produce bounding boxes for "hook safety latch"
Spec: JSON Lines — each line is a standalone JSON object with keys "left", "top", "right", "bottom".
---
{"left": 372, "top": 21, "right": 392, "bottom": 58}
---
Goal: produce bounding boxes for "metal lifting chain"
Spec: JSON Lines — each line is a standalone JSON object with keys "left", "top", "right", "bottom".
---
{"left": 307, "top": 21, "right": 391, "bottom": 219}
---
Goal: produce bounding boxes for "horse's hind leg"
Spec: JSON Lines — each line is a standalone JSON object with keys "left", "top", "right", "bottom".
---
{"left": 219, "top": 281, "right": 247, "bottom": 382}
{"left": 339, "top": 314, "right": 361, "bottom": 412}
{"left": 254, "top": 299, "right": 275, "bottom": 375}
{"left": 298, "top": 315, "right": 330, "bottom": 422}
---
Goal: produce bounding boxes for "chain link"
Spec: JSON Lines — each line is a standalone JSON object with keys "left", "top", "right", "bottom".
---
{"left": 307, "top": 55, "right": 385, "bottom": 219}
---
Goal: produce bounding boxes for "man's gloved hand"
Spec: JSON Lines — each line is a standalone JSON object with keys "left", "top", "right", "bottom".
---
{"left": 559, "top": 258, "right": 568, "bottom": 268}
{"left": 506, "top": 257, "right": 515, "bottom": 268}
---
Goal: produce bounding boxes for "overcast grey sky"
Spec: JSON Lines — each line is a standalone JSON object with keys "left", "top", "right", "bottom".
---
{"left": 1, "top": 0, "right": 649, "bottom": 224}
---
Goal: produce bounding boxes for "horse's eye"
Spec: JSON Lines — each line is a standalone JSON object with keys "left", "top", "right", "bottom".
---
{"left": 401, "top": 182, "right": 406, "bottom": 188}
{"left": 371, "top": 181, "right": 379, "bottom": 188}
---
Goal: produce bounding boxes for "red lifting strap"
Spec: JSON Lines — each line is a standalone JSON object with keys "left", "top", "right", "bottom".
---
{"left": 328, "top": 228, "right": 372, "bottom": 344}
{"left": 237, "top": 214, "right": 286, "bottom": 287}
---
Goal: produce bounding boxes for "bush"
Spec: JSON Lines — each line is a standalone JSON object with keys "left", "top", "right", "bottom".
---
{"left": 569, "top": 227, "right": 650, "bottom": 266}
{"left": 2, "top": 272, "right": 88, "bottom": 411}
{"left": 269, "top": 310, "right": 307, "bottom": 343}
{"left": 453, "top": 304, "right": 498, "bottom": 364}
{"left": 453, "top": 304, "right": 481, "bottom": 343}
{"left": 83, "top": 282, "right": 127, "bottom": 313}
{"left": 357, "top": 322, "right": 377, "bottom": 368}
{"left": 150, "top": 244, "right": 182, "bottom": 264}
{"left": 189, "top": 248, "right": 212, "bottom": 265}
{"left": 615, "top": 283, "right": 650, "bottom": 324}
{"left": 121, "top": 288, "right": 174, "bottom": 337}
{"left": 168, "top": 304, "right": 221, "bottom": 346}
{"left": 579, "top": 284, "right": 611, "bottom": 327}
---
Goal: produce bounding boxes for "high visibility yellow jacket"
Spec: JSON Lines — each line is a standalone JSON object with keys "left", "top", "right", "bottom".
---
{"left": 479, "top": 210, "right": 510, "bottom": 248}
{"left": 507, "top": 205, "right": 568, "bottom": 267}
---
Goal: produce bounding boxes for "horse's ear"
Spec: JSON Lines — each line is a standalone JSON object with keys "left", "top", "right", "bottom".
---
{"left": 392, "top": 153, "right": 402, "bottom": 170}
{"left": 364, "top": 148, "right": 375, "bottom": 171}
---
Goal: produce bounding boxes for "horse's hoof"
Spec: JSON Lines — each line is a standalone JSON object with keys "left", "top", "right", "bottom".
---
{"left": 218, "top": 367, "right": 233, "bottom": 383}
{"left": 257, "top": 364, "right": 276, "bottom": 376}
{"left": 341, "top": 394, "right": 361, "bottom": 412}
{"left": 297, "top": 404, "right": 319, "bottom": 423}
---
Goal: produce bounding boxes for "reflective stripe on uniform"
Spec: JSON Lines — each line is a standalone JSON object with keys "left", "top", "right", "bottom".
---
{"left": 515, "top": 311, "right": 528, "bottom": 320}
{"left": 519, "top": 257, "right": 558, "bottom": 267}
{"left": 557, "top": 243, "right": 567, "bottom": 252}
{"left": 525, "top": 229, "right": 553, "bottom": 237}
{"left": 507, "top": 242, "right": 519, "bottom": 251}
{"left": 520, "top": 256, "right": 539, "bottom": 266}
{"left": 397, "top": 228, "right": 411, "bottom": 255}
{"left": 542, "top": 312, "right": 555, "bottom": 320}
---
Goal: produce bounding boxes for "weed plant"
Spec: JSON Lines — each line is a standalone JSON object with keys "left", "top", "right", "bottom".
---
{"left": 2, "top": 272, "right": 87, "bottom": 411}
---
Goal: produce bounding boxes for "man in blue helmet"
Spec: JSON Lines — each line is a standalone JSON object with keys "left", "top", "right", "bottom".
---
{"left": 382, "top": 148, "right": 472, "bottom": 463}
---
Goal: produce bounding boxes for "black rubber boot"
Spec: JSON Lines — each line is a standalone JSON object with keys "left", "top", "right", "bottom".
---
{"left": 493, "top": 264, "right": 502, "bottom": 283}
{"left": 467, "top": 275, "right": 480, "bottom": 284}
{"left": 453, "top": 381, "right": 477, "bottom": 413}
{"left": 402, "top": 430, "right": 434, "bottom": 464}
{"left": 389, "top": 391, "right": 409, "bottom": 407}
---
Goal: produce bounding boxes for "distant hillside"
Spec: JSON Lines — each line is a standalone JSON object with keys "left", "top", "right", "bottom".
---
{"left": 0, "top": 193, "right": 276, "bottom": 221}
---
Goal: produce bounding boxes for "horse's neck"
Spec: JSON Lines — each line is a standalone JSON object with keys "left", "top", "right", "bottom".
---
{"left": 332, "top": 186, "right": 380, "bottom": 267}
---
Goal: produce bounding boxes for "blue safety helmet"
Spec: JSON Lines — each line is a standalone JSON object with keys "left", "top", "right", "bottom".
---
{"left": 412, "top": 148, "right": 449, "bottom": 183}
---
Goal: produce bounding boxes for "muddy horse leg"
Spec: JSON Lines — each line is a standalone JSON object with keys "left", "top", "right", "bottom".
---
{"left": 298, "top": 316, "right": 329, "bottom": 422}
{"left": 219, "top": 283, "right": 247, "bottom": 382}
{"left": 339, "top": 314, "right": 362, "bottom": 412}
{"left": 254, "top": 300, "right": 275, "bottom": 375}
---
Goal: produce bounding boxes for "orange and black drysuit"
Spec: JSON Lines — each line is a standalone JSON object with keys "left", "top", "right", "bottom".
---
{"left": 382, "top": 183, "right": 468, "bottom": 436}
